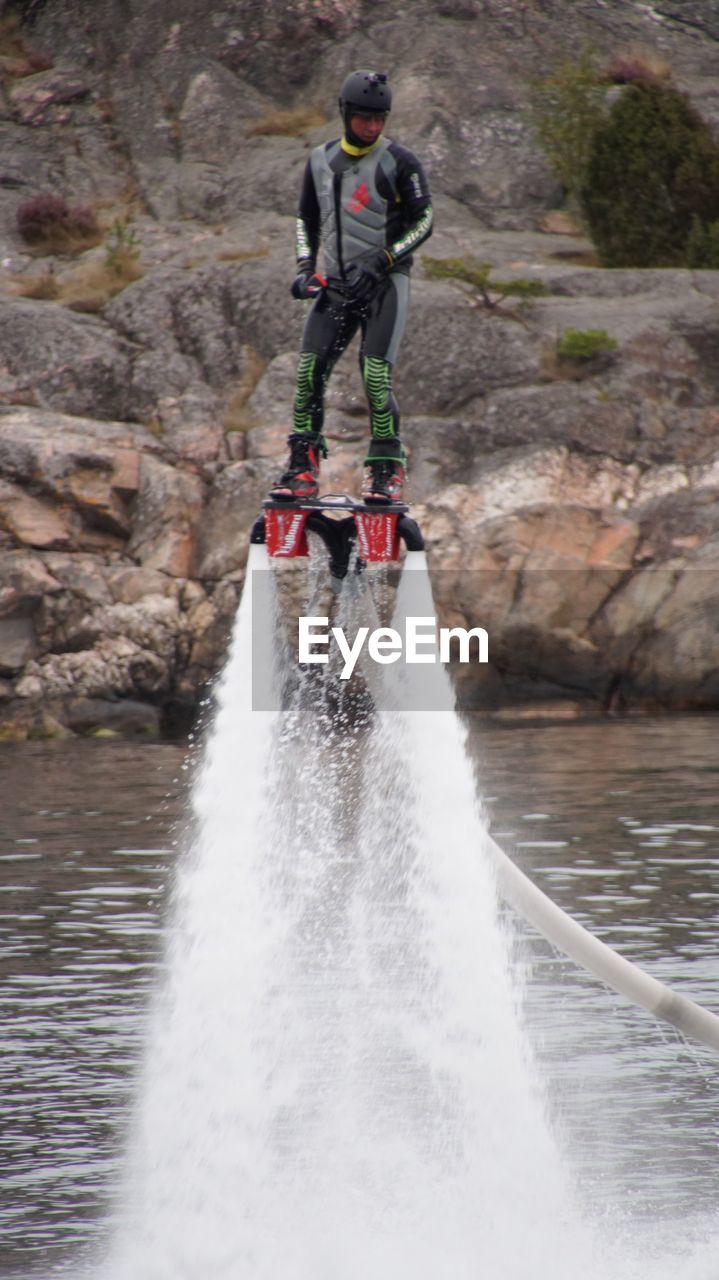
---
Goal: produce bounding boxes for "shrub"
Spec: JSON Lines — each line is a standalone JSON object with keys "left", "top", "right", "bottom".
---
{"left": 686, "top": 216, "right": 719, "bottom": 269}
{"left": 422, "top": 255, "right": 549, "bottom": 312}
{"left": 556, "top": 328, "right": 617, "bottom": 361}
{"left": 104, "top": 218, "right": 141, "bottom": 277}
{"left": 526, "top": 47, "right": 606, "bottom": 216}
{"left": 581, "top": 81, "right": 719, "bottom": 267}
{"left": 16, "top": 192, "right": 101, "bottom": 254}
{"left": 543, "top": 328, "right": 618, "bottom": 381}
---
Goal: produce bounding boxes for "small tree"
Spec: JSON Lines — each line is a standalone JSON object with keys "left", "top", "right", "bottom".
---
{"left": 581, "top": 81, "right": 719, "bottom": 267}
{"left": 422, "top": 256, "right": 549, "bottom": 314}
{"left": 526, "top": 47, "right": 606, "bottom": 218}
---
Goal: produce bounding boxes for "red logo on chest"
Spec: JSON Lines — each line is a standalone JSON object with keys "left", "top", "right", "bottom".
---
{"left": 348, "top": 181, "right": 371, "bottom": 214}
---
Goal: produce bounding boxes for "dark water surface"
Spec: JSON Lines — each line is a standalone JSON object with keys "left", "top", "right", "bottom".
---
{"left": 0, "top": 742, "right": 188, "bottom": 1276}
{"left": 1, "top": 716, "right": 718, "bottom": 1274}
{"left": 475, "top": 715, "right": 719, "bottom": 1247}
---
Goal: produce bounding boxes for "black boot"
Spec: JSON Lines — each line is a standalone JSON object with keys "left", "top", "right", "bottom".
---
{"left": 269, "top": 432, "right": 325, "bottom": 501}
{"left": 361, "top": 437, "right": 406, "bottom": 504}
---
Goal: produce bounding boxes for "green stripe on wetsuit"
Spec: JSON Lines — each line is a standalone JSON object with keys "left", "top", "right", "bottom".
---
{"left": 363, "top": 356, "right": 397, "bottom": 438}
{"left": 293, "top": 351, "right": 319, "bottom": 433}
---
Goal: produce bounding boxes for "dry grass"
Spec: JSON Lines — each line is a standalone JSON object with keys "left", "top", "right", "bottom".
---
{"left": 223, "top": 348, "right": 268, "bottom": 433}
{"left": 7, "top": 255, "right": 143, "bottom": 311}
{"left": 605, "top": 46, "right": 673, "bottom": 87}
{"left": 6, "top": 270, "right": 59, "bottom": 300}
{"left": 57, "top": 257, "right": 144, "bottom": 312}
{"left": 23, "top": 223, "right": 103, "bottom": 256}
{"left": 215, "top": 245, "right": 270, "bottom": 263}
{"left": 549, "top": 248, "right": 600, "bottom": 267}
{"left": 94, "top": 182, "right": 149, "bottom": 224}
{"left": 245, "top": 105, "right": 327, "bottom": 138}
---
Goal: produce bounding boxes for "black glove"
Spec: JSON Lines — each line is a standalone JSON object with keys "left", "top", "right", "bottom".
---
{"left": 345, "top": 249, "right": 394, "bottom": 302}
{"left": 290, "top": 263, "right": 326, "bottom": 300}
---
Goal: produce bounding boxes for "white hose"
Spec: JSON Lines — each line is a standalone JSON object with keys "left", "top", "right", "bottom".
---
{"left": 394, "top": 551, "right": 719, "bottom": 1051}
{"left": 487, "top": 835, "right": 719, "bottom": 1053}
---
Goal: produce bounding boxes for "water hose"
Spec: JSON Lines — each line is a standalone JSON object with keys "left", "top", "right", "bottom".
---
{"left": 487, "top": 834, "right": 719, "bottom": 1053}
{"left": 396, "top": 552, "right": 719, "bottom": 1053}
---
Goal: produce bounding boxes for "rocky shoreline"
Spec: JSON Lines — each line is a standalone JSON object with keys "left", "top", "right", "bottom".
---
{"left": 1, "top": 0, "right": 719, "bottom": 738}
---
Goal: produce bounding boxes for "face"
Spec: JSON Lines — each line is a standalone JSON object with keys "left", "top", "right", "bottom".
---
{"left": 349, "top": 111, "right": 387, "bottom": 144}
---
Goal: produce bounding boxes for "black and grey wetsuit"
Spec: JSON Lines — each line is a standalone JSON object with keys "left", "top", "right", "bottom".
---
{"left": 292, "top": 134, "right": 433, "bottom": 454}
{"left": 297, "top": 135, "right": 433, "bottom": 282}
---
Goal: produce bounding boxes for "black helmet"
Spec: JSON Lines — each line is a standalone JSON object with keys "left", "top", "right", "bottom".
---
{"left": 338, "top": 69, "right": 392, "bottom": 124}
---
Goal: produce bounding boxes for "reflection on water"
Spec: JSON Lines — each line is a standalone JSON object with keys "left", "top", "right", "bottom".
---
{"left": 1, "top": 719, "right": 718, "bottom": 1273}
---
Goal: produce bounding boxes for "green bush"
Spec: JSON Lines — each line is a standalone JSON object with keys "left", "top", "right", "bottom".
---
{"left": 526, "top": 47, "right": 606, "bottom": 217}
{"left": 556, "top": 328, "right": 617, "bottom": 361}
{"left": 581, "top": 81, "right": 719, "bottom": 267}
{"left": 104, "top": 219, "right": 140, "bottom": 277}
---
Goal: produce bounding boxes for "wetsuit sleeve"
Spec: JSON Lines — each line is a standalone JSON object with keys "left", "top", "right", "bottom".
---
{"left": 296, "top": 160, "right": 320, "bottom": 267}
{"left": 387, "top": 145, "right": 434, "bottom": 264}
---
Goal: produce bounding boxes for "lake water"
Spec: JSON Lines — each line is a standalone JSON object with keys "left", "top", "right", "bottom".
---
{"left": 1, "top": 713, "right": 718, "bottom": 1277}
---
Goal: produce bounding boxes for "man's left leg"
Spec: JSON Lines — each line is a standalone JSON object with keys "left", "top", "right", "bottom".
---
{"left": 359, "top": 273, "right": 410, "bottom": 504}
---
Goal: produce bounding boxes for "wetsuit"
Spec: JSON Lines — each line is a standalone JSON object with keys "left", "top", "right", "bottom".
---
{"left": 292, "top": 134, "right": 433, "bottom": 461}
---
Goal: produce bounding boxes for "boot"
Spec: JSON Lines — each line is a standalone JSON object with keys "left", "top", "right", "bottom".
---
{"left": 361, "top": 437, "right": 406, "bottom": 504}
{"left": 269, "top": 432, "right": 324, "bottom": 501}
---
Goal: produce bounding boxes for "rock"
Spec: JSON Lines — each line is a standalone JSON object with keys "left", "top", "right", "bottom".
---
{"left": 0, "top": 479, "right": 76, "bottom": 548}
{"left": 0, "top": 408, "right": 147, "bottom": 538}
{"left": 0, "top": 0, "right": 717, "bottom": 731}
{"left": 16, "top": 633, "right": 172, "bottom": 701}
{"left": 194, "top": 456, "right": 276, "bottom": 579}
{"left": 128, "top": 455, "right": 205, "bottom": 578}
{"left": 397, "top": 280, "right": 543, "bottom": 413}
{"left": 40, "top": 553, "right": 114, "bottom": 604}
{"left": 0, "top": 551, "right": 61, "bottom": 606}
{"left": 153, "top": 389, "right": 226, "bottom": 463}
{"left": 0, "top": 299, "right": 135, "bottom": 420}
{"left": 62, "top": 697, "right": 161, "bottom": 736}
{"left": 7, "top": 66, "right": 92, "bottom": 127}
{"left": 0, "top": 612, "right": 36, "bottom": 674}
{"left": 107, "top": 566, "right": 180, "bottom": 604}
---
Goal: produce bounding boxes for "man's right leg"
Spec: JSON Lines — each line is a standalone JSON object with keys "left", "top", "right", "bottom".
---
{"left": 270, "top": 292, "right": 358, "bottom": 500}
{"left": 269, "top": 350, "right": 328, "bottom": 500}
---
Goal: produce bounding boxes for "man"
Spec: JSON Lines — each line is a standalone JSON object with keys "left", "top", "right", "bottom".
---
{"left": 270, "top": 68, "right": 433, "bottom": 505}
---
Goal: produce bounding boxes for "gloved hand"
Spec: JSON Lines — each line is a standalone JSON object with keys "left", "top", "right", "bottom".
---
{"left": 345, "top": 249, "right": 394, "bottom": 302}
{"left": 290, "top": 263, "right": 327, "bottom": 300}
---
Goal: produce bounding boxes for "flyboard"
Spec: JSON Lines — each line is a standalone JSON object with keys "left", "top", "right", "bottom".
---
{"left": 251, "top": 494, "right": 424, "bottom": 579}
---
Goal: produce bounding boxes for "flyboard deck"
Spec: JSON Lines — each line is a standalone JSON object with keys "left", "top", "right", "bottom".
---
{"left": 251, "top": 495, "right": 424, "bottom": 579}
